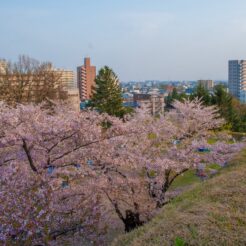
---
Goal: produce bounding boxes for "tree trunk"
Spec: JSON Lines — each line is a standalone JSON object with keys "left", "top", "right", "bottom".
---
{"left": 156, "top": 193, "right": 166, "bottom": 208}
{"left": 123, "top": 210, "right": 144, "bottom": 232}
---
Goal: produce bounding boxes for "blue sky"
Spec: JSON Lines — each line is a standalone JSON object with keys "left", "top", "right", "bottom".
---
{"left": 1, "top": 0, "right": 246, "bottom": 81}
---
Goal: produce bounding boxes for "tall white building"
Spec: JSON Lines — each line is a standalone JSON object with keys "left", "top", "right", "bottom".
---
{"left": 0, "top": 59, "right": 7, "bottom": 74}
{"left": 197, "top": 80, "right": 214, "bottom": 90}
{"left": 228, "top": 60, "right": 246, "bottom": 103}
{"left": 55, "top": 69, "right": 75, "bottom": 90}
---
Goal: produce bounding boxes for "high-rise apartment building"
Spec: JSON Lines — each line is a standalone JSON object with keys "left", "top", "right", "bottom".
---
{"left": 55, "top": 69, "right": 75, "bottom": 90}
{"left": 197, "top": 80, "right": 214, "bottom": 90}
{"left": 0, "top": 59, "right": 7, "bottom": 74}
{"left": 77, "top": 57, "right": 96, "bottom": 101}
{"left": 229, "top": 60, "right": 246, "bottom": 103}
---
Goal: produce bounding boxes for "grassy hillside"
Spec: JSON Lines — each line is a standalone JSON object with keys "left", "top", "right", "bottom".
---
{"left": 112, "top": 148, "right": 246, "bottom": 246}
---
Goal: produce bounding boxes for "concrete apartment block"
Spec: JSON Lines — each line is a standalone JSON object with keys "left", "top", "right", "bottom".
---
{"left": 77, "top": 57, "right": 96, "bottom": 101}
{"left": 197, "top": 80, "right": 214, "bottom": 90}
{"left": 229, "top": 60, "right": 246, "bottom": 103}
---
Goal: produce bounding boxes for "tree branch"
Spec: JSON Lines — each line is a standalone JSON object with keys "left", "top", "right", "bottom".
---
{"left": 51, "top": 131, "right": 138, "bottom": 163}
{"left": 22, "top": 139, "right": 37, "bottom": 172}
{"left": 168, "top": 168, "right": 189, "bottom": 187}
{"left": 102, "top": 189, "right": 125, "bottom": 223}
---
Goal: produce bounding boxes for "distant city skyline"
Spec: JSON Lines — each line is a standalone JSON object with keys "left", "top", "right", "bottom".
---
{"left": 1, "top": 0, "right": 246, "bottom": 81}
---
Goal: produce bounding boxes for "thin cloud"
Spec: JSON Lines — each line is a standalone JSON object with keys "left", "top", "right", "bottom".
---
{"left": 118, "top": 11, "right": 176, "bottom": 37}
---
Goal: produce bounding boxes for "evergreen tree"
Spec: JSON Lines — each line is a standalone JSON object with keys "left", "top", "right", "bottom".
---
{"left": 211, "top": 84, "right": 229, "bottom": 106}
{"left": 191, "top": 84, "right": 211, "bottom": 105}
{"left": 230, "top": 97, "right": 246, "bottom": 132}
{"left": 211, "top": 85, "right": 241, "bottom": 131}
{"left": 90, "top": 66, "right": 127, "bottom": 117}
{"left": 166, "top": 83, "right": 246, "bottom": 132}
{"left": 165, "top": 88, "right": 187, "bottom": 109}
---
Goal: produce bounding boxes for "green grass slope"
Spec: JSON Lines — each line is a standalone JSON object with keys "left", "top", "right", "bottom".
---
{"left": 112, "top": 149, "right": 246, "bottom": 246}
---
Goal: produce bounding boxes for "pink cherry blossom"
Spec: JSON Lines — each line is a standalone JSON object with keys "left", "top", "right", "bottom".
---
{"left": 0, "top": 99, "right": 244, "bottom": 244}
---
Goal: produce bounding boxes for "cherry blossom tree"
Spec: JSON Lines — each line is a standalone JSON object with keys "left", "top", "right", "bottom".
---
{"left": 0, "top": 102, "right": 126, "bottom": 244}
{"left": 0, "top": 99, "right": 244, "bottom": 244}
{"left": 91, "top": 99, "right": 244, "bottom": 232}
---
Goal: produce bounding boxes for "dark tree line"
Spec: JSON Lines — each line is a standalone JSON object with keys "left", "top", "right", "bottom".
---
{"left": 165, "top": 84, "right": 246, "bottom": 132}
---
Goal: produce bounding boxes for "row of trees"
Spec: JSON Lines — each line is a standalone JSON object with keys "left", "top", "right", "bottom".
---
{"left": 0, "top": 55, "right": 67, "bottom": 105}
{"left": 165, "top": 84, "right": 246, "bottom": 132}
{"left": 0, "top": 99, "right": 244, "bottom": 245}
